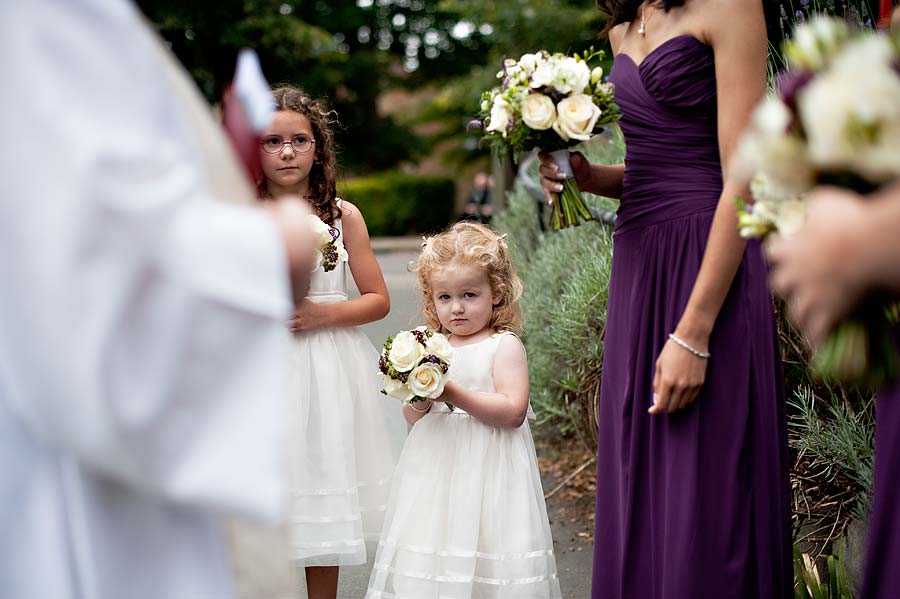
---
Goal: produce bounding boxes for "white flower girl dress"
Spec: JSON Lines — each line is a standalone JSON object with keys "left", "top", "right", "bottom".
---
{"left": 287, "top": 203, "right": 406, "bottom": 567}
{"left": 366, "top": 332, "right": 561, "bottom": 598}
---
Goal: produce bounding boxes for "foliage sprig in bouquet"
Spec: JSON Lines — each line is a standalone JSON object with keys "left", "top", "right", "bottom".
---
{"left": 472, "top": 48, "right": 620, "bottom": 230}
{"left": 379, "top": 327, "right": 454, "bottom": 410}
{"left": 735, "top": 17, "right": 900, "bottom": 387}
{"left": 308, "top": 214, "right": 348, "bottom": 272}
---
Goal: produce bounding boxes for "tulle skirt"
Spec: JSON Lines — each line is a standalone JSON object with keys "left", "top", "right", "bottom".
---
{"left": 366, "top": 411, "right": 561, "bottom": 598}
{"left": 287, "top": 324, "right": 407, "bottom": 567}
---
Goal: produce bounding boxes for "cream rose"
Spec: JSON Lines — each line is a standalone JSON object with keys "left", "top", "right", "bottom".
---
{"left": 408, "top": 362, "right": 447, "bottom": 399}
{"left": 381, "top": 372, "right": 415, "bottom": 402}
{"left": 388, "top": 331, "right": 423, "bottom": 372}
{"left": 552, "top": 94, "right": 601, "bottom": 142}
{"left": 521, "top": 93, "right": 556, "bottom": 131}
{"left": 424, "top": 333, "right": 454, "bottom": 362}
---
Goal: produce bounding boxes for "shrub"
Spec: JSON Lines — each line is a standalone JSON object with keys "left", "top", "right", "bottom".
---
{"left": 338, "top": 172, "right": 455, "bottom": 237}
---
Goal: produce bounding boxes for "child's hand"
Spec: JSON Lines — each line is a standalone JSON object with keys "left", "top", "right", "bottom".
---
{"left": 289, "top": 300, "right": 328, "bottom": 333}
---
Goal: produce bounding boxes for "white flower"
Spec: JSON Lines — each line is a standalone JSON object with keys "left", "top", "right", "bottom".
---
{"left": 486, "top": 95, "right": 512, "bottom": 137}
{"left": 408, "top": 362, "right": 448, "bottom": 399}
{"left": 381, "top": 373, "right": 415, "bottom": 402}
{"left": 388, "top": 331, "right": 424, "bottom": 372}
{"left": 771, "top": 197, "right": 808, "bottom": 236}
{"left": 799, "top": 36, "right": 900, "bottom": 182}
{"left": 552, "top": 94, "right": 601, "bottom": 141}
{"left": 480, "top": 99, "right": 490, "bottom": 112}
{"left": 518, "top": 52, "right": 542, "bottom": 75}
{"left": 308, "top": 214, "right": 333, "bottom": 246}
{"left": 553, "top": 57, "right": 591, "bottom": 95}
{"left": 521, "top": 93, "right": 556, "bottom": 131}
{"left": 733, "top": 97, "right": 814, "bottom": 195}
{"left": 785, "top": 16, "right": 849, "bottom": 71}
{"left": 424, "top": 333, "right": 453, "bottom": 362}
{"left": 531, "top": 61, "right": 557, "bottom": 88}
{"left": 591, "top": 66, "right": 604, "bottom": 85}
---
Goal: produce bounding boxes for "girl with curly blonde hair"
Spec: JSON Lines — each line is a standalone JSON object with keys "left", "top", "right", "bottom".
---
{"left": 366, "top": 221, "right": 561, "bottom": 599}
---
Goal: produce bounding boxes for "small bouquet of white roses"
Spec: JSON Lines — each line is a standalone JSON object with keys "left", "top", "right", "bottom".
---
{"left": 734, "top": 16, "right": 900, "bottom": 387}
{"left": 378, "top": 327, "right": 454, "bottom": 410}
{"left": 471, "top": 47, "right": 620, "bottom": 230}
{"left": 308, "top": 214, "right": 348, "bottom": 272}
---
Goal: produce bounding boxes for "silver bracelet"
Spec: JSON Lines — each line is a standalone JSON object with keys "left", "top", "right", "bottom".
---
{"left": 408, "top": 401, "right": 431, "bottom": 413}
{"left": 668, "top": 334, "right": 711, "bottom": 359}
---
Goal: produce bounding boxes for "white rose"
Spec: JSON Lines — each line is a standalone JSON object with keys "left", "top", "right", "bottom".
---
{"left": 308, "top": 214, "right": 333, "bottom": 246}
{"left": 388, "top": 331, "right": 424, "bottom": 372}
{"left": 485, "top": 96, "right": 512, "bottom": 137}
{"left": 408, "top": 362, "right": 448, "bottom": 399}
{"left": 552, "top": 94, "right": 601, "bottom": 141}
{"left": 381, "top": 373, "right": 415, "bottom": 402}
{"left": 424, "top": 333, "right": 454, "bottom": 362}
{"left": 552, "top": 57, "right": 591, "bottom": 95}
{"left": 530, "top": 61, "right": 557, "bottom": 88}
{"left": 521, "top": 93, "right": 556, "bottom": 131}
{"left": 591, "top": 66, "right": 604, "bottom": 85}
{"left": 799, "top": 37, "right": 900, "bottom": 181}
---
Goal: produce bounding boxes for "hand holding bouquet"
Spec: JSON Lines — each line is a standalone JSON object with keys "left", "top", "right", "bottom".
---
{"left": 379, "top": 327, "right": 454, "bottom": 410}
{"left": 471, "top": 48, "right": 620, "bottom": 230}
{"left": 734, "top": 17, "right": 900, "bottom": 387}
{"left": 308, "top": 214, "right": 348, "bottom": 272}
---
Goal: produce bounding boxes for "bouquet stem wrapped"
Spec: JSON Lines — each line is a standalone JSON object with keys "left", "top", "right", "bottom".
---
{"left": 549, "top": 149, "right": 593, "bottom": 229}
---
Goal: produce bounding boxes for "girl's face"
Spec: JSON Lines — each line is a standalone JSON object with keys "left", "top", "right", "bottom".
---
{"left": 259, "top": 110, "right": 316, "bottom": 195}
{"left": 430, "top": 263, "right": 499, "bottom": 341}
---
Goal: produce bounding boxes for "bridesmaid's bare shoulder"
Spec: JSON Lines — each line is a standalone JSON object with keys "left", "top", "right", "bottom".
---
{"left": 609, "top": 23, "right": 628, "bottom": 55}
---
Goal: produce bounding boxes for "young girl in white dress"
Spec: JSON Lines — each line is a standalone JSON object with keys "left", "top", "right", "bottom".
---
{"left": 258, "top": 86, "right": 405, "bottom": 599}
{"left": 366, "top": 221, "right": 561, "bottom": 599}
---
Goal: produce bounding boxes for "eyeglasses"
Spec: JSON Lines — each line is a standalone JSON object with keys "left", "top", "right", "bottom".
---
{"left": 260, "top": 135, "right": 315, "bottom": 154}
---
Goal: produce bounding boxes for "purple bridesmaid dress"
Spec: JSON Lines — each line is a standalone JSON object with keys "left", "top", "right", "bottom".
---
{"left": 591, "top": 36, "right": 792, "bottom": 598}
{"left": 861, "top": 335, "right": 900, "bottom": 599}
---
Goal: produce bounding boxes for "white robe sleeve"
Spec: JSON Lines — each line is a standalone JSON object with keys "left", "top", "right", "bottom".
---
{"left": 0, "top": 0, "right": 292, "bottom": 522}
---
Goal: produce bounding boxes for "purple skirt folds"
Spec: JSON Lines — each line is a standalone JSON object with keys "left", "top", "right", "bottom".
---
{"left": 592, "top": 36, "right": 792, "bottom": 599}
{"left": 861, "top": 378, "right": 900, "bottom": 599}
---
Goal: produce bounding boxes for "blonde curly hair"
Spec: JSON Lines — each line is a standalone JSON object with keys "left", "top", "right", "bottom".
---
{"left": 414, "top": 221, "right": 524, "bottom": 335}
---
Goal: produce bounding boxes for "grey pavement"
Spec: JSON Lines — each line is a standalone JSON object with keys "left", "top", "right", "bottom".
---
{"left": 298, "top": 243, "right": 594, "bottom": 598}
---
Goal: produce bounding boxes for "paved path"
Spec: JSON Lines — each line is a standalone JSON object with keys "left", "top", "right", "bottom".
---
{"left": 296, "top": 244, "right": 594, "bottom": 598}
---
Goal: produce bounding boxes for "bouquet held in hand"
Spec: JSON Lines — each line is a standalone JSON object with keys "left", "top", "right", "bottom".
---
{"left": 379, "top": 327, "right": 454, "bottom": 410}
{"left": 734, "top": 17, "right": 900, "bottom": 386}
{"left": 472, "top": 48, "right": 620, "bottom": 230}
{"left": 309, "top": 214, "right": 348, "bottom": 272}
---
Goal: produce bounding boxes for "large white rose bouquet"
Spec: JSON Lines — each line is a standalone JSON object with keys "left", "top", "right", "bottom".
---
{"left": 471, "top": 48, "right": 620, "bottom": 230}
{"left": 308, "top": 214, "right": 348, "bottom": 272}
{"left": 379, "top": 327, "right": 454, "bottom": 410}
{"left": 734, "top": 17, "right": 900, "bottom": 387}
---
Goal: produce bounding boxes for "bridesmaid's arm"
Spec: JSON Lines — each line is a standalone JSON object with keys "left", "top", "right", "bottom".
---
{"left": 650, "top": 0, "right": 767, "bottom": 414}
{"left": 290, "top": 201, "right": 391, "bottom": 333}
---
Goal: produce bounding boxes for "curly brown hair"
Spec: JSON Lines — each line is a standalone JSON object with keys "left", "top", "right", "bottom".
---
{"left": 414, "top": 222, "right": 524, "bottom": 336}
{"left": 258, "top": 85, "right": 341, "bottom": 224}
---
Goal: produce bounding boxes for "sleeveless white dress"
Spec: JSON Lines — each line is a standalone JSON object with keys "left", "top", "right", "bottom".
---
{"left": 287, "top": 205, "right": 406, "bottom": 567}
{"left": 366, "top": 332, "right": 562, "bottom": 598}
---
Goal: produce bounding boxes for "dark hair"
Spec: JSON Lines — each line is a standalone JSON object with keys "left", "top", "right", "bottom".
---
{"left": 259, "top": 85, "right": 341, "bottom": 224}
{"left": 597, "top": 0, "right": 687, "bottom": 37}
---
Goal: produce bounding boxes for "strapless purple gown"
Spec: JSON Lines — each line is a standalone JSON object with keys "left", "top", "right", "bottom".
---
{"left": 592, "top": 36, "right": 792, "bottom": 598}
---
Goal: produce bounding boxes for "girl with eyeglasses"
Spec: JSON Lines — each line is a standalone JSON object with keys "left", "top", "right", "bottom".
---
{"left": 258, "top": 85, "right": 406, "bottom": 599}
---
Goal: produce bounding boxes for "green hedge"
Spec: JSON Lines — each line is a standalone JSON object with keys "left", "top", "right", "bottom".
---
{"left": 338, "top": 172, "right": 455, "bottom": 237}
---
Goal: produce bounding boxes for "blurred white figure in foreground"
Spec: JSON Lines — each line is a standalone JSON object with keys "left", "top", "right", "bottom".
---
{"left": 0, "top": 1, "right": 314, "bottom": 598}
